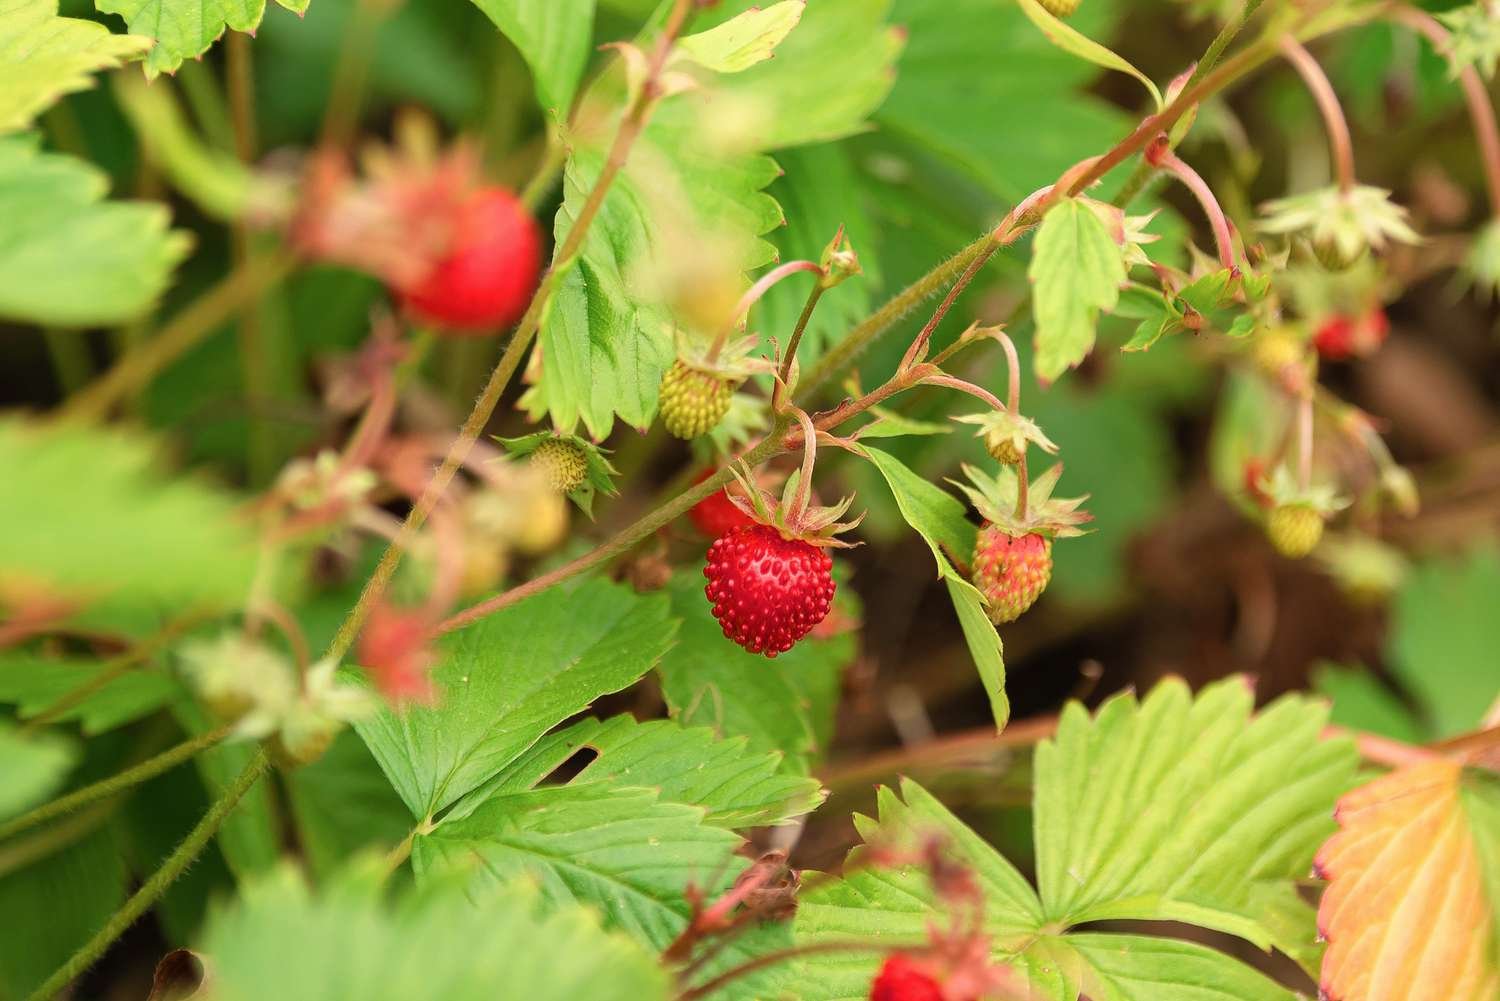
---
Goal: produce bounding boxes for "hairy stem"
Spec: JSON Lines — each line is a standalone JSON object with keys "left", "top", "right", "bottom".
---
{"left": 326, "top": 0, "right": 698, "bottom": 662}
{"left": 997, "top": 328, "right": 1022, "bottom": 412}
{"left": 24, "top": 751, "right": 269, "bottom": 1001}
{"left": 1279, "top": 36, "right": 1355, "bottom": 192}
{"left": 1151, "top": 145, "right": 1237, "bottom": 269}
{"left": 0, "top": 727, "right": 230, "bottom": 843}
{"left": 61, "top": 253, "right": 297, "bottom": 423}
{"left": 774, "top": 282, "right": 827, "bottom": 406}
{"left": 708, "top": 259, "right": 823, "bottom": 363}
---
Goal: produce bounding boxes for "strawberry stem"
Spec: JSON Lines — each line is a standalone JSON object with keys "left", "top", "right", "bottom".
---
{"left": 1278, "top": 37, "right": 1356, "bottom": 194}
{"left": 707, "top": 259, "right": 823, "bottom": 364}
{"left": 789, "top": 406, "right": 819, "bottom": 524}
{"left": 1150, "top": 144, "right": 1237, "bottom": 271}
{"left": 1016, "top": 456, "right": 1030, "bottom": 522}
{"left": 997, "top": 328, "right": 1022, "bottom": 413}
{"left": 773, "top": 281, "right": 827, "bottom": 410}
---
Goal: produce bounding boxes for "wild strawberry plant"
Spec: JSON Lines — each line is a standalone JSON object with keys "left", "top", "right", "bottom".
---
{"left": 1, "top": 0, "right": 1498, "bottom": 1000}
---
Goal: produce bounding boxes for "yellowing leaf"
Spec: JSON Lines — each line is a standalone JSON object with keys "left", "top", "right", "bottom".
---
{"left": 674, "top": 0, "right": 804, "bottom": 74}
{"left": 1316, "top": 760, "right": 1500, "bottom": 1001}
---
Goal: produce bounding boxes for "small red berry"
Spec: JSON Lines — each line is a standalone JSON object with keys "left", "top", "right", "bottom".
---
{"left": 972, "top": 528, "right": 1052, "bottom": 624}
{"left": 1313, "top": 308, "right": 1389, "bottom": 361}
{"left": 398, "top": 186, "right": 542, "bottom": 334}
{"left": 358, "top": 603, "right": 437, "bottom": 705}
{"left": 688, "top": 470, "right": 756, "bottom": 538}
{"left": 870, "top": 954, "right": 946, "bottom": 1001}
{"left": 703, "top": 524, "right": 835, "bottom": 657}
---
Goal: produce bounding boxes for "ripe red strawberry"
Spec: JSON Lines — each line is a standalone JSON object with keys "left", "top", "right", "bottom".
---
{"left": 972, "top": 529, "right": 1052, "bottom": 624}
{"left": 1313, "top": 308, "right": 1388, "bottom": 361}
{"left": 704, "top": 524, "right": 835, "bottom": 657}
{"left": 688, "top": 470, "right": 756, "bottom": 538}
{"left": 358, "top": 602, "right": 437, "bottom": 705}
{"left": 870, "top": 954, "right": 946, "bottom": 1001}
{"left": 954, "top": 463, "right": 1090, "bottom": 626}
{"left": 399, "top": 186, "right": 541, "bottom": 334}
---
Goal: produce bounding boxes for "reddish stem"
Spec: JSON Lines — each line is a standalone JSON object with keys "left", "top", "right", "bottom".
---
{"left": 919, "top": 373, "right": 1007, "bottom": 413}
{"left": 1278, "top": 37, "right": 1356, "bottom": 193}
{"left": 996, "top": 329, "right": 1022, "bottom": 413}
{"left": 707, "top": 259, "right": 823, "bottom": 362}
{"left": 1149, "top": 143, "right": 1237, "bottom": 270}
{"left": 1394, "top": 7, "right": 1500, "bottom": 220}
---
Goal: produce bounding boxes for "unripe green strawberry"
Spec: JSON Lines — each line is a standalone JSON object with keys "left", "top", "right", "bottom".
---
{"left": 985, "top": 433, "right": 1024, "bottom": 466}
{"left": 531, "top": 438, "right": 588, "bottom": 494}
{"left": 972, "top": 527, "right": 1053, "bottom": 624}
{"left": 1312, "top": 232, "right": 1365, "bottom": 272}
{"left": 1036, "top": 0, "right": 1080, "bottom": 15}
{"left": 659, "top": 361, "right": 732, "bottom": 440}
{"left": 1267, "top": 502, "right": 1324, "bottom": 558}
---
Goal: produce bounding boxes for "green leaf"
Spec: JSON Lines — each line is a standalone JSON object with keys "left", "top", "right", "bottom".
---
{"left": 858, "top": 446, "right": 1007, "bottom": 730}
{"left": 483, "top": 714, "right": 825, "bottom": 828}
{"left": 284, "top": 730, "right": 414, "bottom": 880}
{"left": 201, "top": 863, "right": 671, "bottom": 1001}
{"left": 796, "top": 678, "right": 1357, "bottom": 1000}
{"left": 0, "top": 0, "right": 150, "bottom": 134}
{"left": 1388, "top": 547, "right": 1500, "bottom": 738}
{"left": 674, "top": 0, "right": 803, "bottom": 74}
{"left": 1033, "top": 678, "right": 1357, "bottom": 948}
{"left": 876, "top": 0, "right": 1128, "bottom": 203}
{"left": 1014, "top": 0, "right": 1162, "bottom": 110}
{"left": 356, "top": 578, "right": 677, "bottom": 819}
{"left": 656, "top": 572, "right": 850, "bottom": 776}
{"left": 1312, "top": 661, "right": 1424, "bottom": 744}
{"left": 0, "top": 136, "right": 188, "bottom": 325}
{"left": 470, "top": 0, "right": 594, "bottom": 117}
{"left": 95, "top": 0, "right": 307, "bottom": 76}
{"left": 1030, "top": 197, "right": 1127, "bottom": 381}
{"left": 0, "top": 826, "right": 126, "bottom": 999}
{"left": 687, "top": 0, "right": 903, "bottom": 148}
{"left": 0, "top": 721, "right": 76, "bottom": 820}
{"left": 0, "top": 651, "right": 180, "bottom": 734}
{"left": 0, "top": 419, "right": 258, "bottom": 614}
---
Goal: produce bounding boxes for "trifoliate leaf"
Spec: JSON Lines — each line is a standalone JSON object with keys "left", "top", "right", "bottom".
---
{"left": 0, "top": 419, "right": 258, "bottom": 614}
{"left": 857, "top": 446, "right": 1007, "bottom": 730}
{"left": 201, "top": 863, "right": 672, "bottom": 1001}
{"left": 355, "top": 578, "right": 677, "bottom": 819}
{"left": 1316, "top": 761, "right": 1500, "bottom": 1001}
{"left": 673, "top": 0, "right": 803, "bottom": 75}
{"left": 0, "top": 0, "right": 150, "bottom": 134}
{"left": 95, "top": 0, "right": 308, "bottom": 76}
{"left": 656, "top": 572, "right": 850, "bottom": 776}
{"left": 796, "top": 677, "right": 1359, "bottom": 1000}
{"left": 1030, "top": 197, "right": 1127, "bottom": 381}
{"left": 1014, "top": 0, "right": 1162, "bottom": 110}
{"left": 470, "top": 0, "right": 594, "bottom": 117}
{"left": 283, "top": 730, "right": 414, "bottom": 879}
{"left": 481, "top": 714, "right": 825, "bottom": 828}
{"left": 0, "top": 136, "right": 189, "bottom": 325}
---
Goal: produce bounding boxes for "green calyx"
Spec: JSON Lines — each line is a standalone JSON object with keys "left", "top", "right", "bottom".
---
{"left": 951, "top": 462, "right": 1092, "bottom": 538}
{"left": 952, "top": 409, "right": 1057, "bottom": 466}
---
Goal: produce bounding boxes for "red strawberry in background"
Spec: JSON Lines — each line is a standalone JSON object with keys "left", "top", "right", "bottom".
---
{"left": 702, "top": 465, "right": 861, "bottom": 657}
{"left": 688, "top": 469, "right": 756, "bottom": 538}
{"left": 869, "top": 954, "right": 946, "bottom": 1001}
{"left": 397, "top": 185, "right": 541, "bottom": 333}
{"left": 1313, "top": 307, "right": 1388, "bottom": 361}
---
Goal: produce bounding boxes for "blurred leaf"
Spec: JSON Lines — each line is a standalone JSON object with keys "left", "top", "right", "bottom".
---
{"left": 470, "top": 0, "right": 594, "bottom": 117}
{"left": 797, "top": 678, "right": 1354, "bottom": 1000}
{"left": 877, "top": 0, "right": 1128, "bottom": 204}
{"left": 1388, "top": 548, "right": 1500, "bottom": 738}
{"left": 1014, "top": 0, "right": 1162, "bottom": 110}
{"left": 858, "top": 445, "right": 1007, "bottom": 729}
{"left": 656, "top": 572, "right": 849, "bottom": 776}
{"left": 96, "top": 0, "right": 309, "bottom": 76}
{"left": 484, "top": 714, "right": 825, "bottom": 828}
{"left": 1316, "top": 762, "right": 1500, "bottom": 1001}
{"left": 1312, "top": 661, "right": 1424, "bottom": 744}
{"left": 0, "top": 419, "right": 258, "bottom": 614}
{"left": 0, "top": 0, "right": 149, "bottom": 134}
{"left": 674, "top": 1, "right": 802, "bottom": 74}
{"left": 201, "top": 863, "right": 672, "bottom": 1001}
{"left": 356, "top": 578, "right": 677, "bottom": 819}
{"left": 1030, "top": 198, "right": 1126, "bottom": 382}
{"left": 0, "top": 651, "right": 180, "bottom": 734}
{"left": 284, "top": 729, "right": 413, "bottom": 880}
{"left": 0, "top": 136, "right": 188, "bottom": 326}
{"left": 0, "top": 721, "right": 76, "bottom": 820}
{"left": 0, "top": 826, "right": 126, "bottom": 998}
{"left": 175, "top": 700, "right": 279, "bottom": 880}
